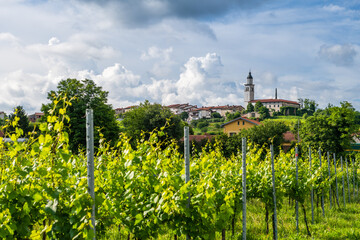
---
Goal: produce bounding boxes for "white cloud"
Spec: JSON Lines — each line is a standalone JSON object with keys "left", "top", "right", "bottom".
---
{"left": 0, "top": 32, "right": 19, "bottom": 43}
{"left": 141, "top": 46, "right": 173, "bottom": 61}
{"left": 318, "top": 44, "right": 357, "bottom": 66}
{"left": 48, "top": 37, "right": 60, "bottom": 46}
{"left": 1, "top": 0, "right": 360, "bottom": 114}
{"left": 28, "top": 35, "right": 116, "bottom": 62}
{"left": 323, "top": 4, "right": 345, "bottom": 12}
{"left": 176, "top": 53, "right": 223, "bottom": 96}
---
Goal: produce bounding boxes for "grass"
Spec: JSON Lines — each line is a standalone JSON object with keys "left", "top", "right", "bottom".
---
{"left": 193, "top": 120, "right": 225, "bottom": 135}
{"left": 101, "top": 197, "right": 360, "bottom": 239}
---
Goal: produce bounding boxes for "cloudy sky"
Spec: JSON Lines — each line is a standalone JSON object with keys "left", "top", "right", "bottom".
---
{"left": 1, "top": 0, "right": 359, "bottom": 114}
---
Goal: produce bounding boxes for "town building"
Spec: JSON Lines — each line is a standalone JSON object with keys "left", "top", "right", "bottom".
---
{"left": 166, "top": 103, "right": 197, "bottom": 115}
{"left": 0, "top": 111, "right": 5, "bottom": 119}
{"left": 221, "top": 117, "right": 261, "bottom": 136}
{"left": 28, "top": 112, "right": 44, "bottom": 122}
{"left": 115, "top": 106, "right": 137, "bottom": 115}
{"left": 244, "top": 72, "right": 300, "bottom": 113}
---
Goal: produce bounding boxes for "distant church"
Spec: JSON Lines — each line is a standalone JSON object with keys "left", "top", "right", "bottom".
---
{"left": 244, "top": 72, "right": 300, "bottom": 112}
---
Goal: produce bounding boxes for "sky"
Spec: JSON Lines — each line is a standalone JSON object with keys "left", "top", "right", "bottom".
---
{"left": 1, "top": 0, "right": 359, "bottom": 114}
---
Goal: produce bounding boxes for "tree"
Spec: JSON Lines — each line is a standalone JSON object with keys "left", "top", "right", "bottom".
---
{"left": 180, "top": 111, "right": 189, "bottom": 121}
{"left": 241, "top": 120, "right": 289, "bottom": 151}
{"left": 300, "top": 101, "right": 358, "bottom": 154}
{"left": 258, "top": 106, "right": 270, "bottom": 120}
{"left": 254, "top": 101, "right": 263, "bottom": 112}
{"left": 41, "top": 79, "right": 120, "bottom": 153}
{"left": 246, "top": 102, "right": 254, "bottom": 113}
{"left": 225, "top": 111, "right": 241, "bottom": 121}
{"left": 8, "top": 106, "right": 32, "bottom": 137}
{"left": 211, "top": 112, "right": 222, "bottom": 118}
{"left": 122, "top": 100, "right": 184, "bottom": 144}
{"left": 298, "top": 98, "right": 318, "bottom": 116}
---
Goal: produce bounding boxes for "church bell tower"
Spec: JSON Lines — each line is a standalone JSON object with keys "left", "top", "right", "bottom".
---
{"left": 244, "top": 71, "right": 255, "bottom": 104}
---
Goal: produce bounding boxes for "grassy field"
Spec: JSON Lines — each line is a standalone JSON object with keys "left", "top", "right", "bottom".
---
{"left": 192, "top": 120, "right": 225, "bottom": 135}
{"left": 268, "top": 116, "right": 303, "bottom": 126}
{"left": 102, "top": 198, "right": 360, "bottom": 239}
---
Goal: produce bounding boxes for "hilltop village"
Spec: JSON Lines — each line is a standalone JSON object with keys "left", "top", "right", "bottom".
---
{"left": 0, "top": 72, "right": 301, "bottom": 138}
{"left": 115, "top": 72, "right": 300, "bottom": 128}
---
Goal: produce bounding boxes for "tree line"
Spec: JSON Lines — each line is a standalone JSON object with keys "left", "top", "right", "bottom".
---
{"left": 1, "top": 78, "right": 359, "bottom": 156}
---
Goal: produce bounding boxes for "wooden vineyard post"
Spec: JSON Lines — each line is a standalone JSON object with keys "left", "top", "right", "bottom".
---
{"left": 346, "top": 157, "right": 350, "bottom": 203}
{"left": 309, "top": 147, "right": 314, "bottom": 224}
{"left": 327, "top": 152, "right": 332, "bottom": 209}
{"left": 184, "top": 126, "right": 191, "bottom": 240}
{"left": 318, "top": 149, "right": 324, "bottom": 216}
{"left": 242, "top": 138, "right": 247, "bottom": 240}
{"left": 86, "top": 109, "right": 96, "bottom": 239}
{"left": 341, "top": 157, "right": 345, "bottom": 208}
{"left": 295, "top": 146, "right": 299, "bottom": 233}
{"left": 270, "top": 145, "right": 278, "bottom": 240}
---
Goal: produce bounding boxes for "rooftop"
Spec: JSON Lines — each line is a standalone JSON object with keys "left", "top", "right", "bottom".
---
{"left": 249, "top": 99, "right": 299, "bottom": 105}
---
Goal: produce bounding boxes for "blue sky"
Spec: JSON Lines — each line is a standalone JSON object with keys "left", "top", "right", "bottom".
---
{"left": 0, "top": 0, "right": 359, "bottom": 113}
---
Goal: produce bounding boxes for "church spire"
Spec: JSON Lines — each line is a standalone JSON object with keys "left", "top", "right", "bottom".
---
{"left": 244, "top": 71, "right": 255, "bottom": 103}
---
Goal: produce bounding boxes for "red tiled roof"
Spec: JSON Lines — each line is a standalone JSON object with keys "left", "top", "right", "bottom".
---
{"left": 249, "top": 99, "right": 299, "bottom": 105}
{"left": 241, "top": 117, "right": 261, "bottom": 125}
{"left": 194, "top": 107, "right": 212, "bottom": 111}
{"left": 167, "top": 104, "right": 182, "bottom": 108}
{"left": 221, "top": 116, "right": 261, "bottom": 127}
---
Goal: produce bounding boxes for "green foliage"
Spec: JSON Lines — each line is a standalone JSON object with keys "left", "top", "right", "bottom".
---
{"left": 180, "top": 111, "right": 189, "bottom": 121}
{"left": 254, "top": 101, "right": 263, "bottom": 112}
{"left": 1, "top": 97, "right": 360, "bottom": 239}
{"left": 300, "top": 101, "right": 358, "bottom": 153}
{"left": 246, "top": 102, "right": 254, "bottom": 113}
{"left": 241, "top": 120, "right": 290, "bottom": 153}
{"left": 280, "top": 106, "right": 298, "bottom": 116}
{"left": 197, "top": 121, "right": 209, "bottom": 129}
{"left": 41, "top": 78, "right": 120, "bottom": 153}
{"left": 7, "top": 106, "right": 32, "bottom": 137}
{"left": 122, "top": 100, "right": 183, "bottom": 144}
{"left": 225, "top": 111, "right": 241, "bottom": 121}
{"left": 298, "top": 98, "right": 318, "bottom": 116}
{"left": 258, "top": 106, "right": 270, "bottom": 120}
{"left": 0, "top": 96, "right": 93, "bottom": 239}
{"left": 211, "top": 112, "right": 222, "bottom": 118}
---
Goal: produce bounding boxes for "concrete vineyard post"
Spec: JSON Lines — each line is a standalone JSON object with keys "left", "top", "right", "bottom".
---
{"left": 184, "top": 127, "right": 190, "bottom": 240}
{"left": 242, "top": 138, "right": 247, "bottom": 240}
{"left": 319, "top": 149, "right": 324, "bottom": 216}
{"left": 86, "top": 109, "right": 96, "bottom": 239}
{"left": 309, "top": 147, "right": 314, "bottom": 224}
{"left": 346, "top": 157, "right": 350, "bottom": 203}
{"left": 295, "top": 147, "right": 299, "bottom": 232}
{"left": 271, "top": 145, "right": 278, "bottom": 240}
{"left": 334, "top": 153, "right": 339, "bottom": 207}
{"left": 341, "top": 156, "right": 345, "bottom": 208}
{"left": 352, "top": 157, "right": 356, "bottom": 201}
{"left": 327, "top": 152, "right": 332, "bottom": 209}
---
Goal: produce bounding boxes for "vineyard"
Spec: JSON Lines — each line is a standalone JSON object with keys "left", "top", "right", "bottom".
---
{"left": 1, "top": 107, "right": 360, "bottom": 239}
